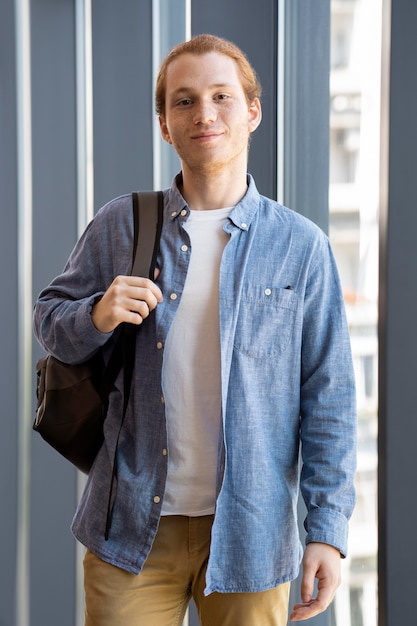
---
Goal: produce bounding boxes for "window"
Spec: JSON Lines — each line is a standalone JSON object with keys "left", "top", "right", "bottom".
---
{"left": 329, "top": 1, "right": 381, "bottom": 624}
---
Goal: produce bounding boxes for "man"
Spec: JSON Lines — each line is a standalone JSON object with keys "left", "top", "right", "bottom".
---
{"left": 34, "top": 34, "right": 356, "bottom": 625}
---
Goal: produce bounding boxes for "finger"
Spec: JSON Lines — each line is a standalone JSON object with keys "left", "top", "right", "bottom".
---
{"left": 300, "top": 564, "right": 315, "bottom": 604}
{"left": 291, "top": 579, "right": 337, "bottom": 621}
{"left": 130, "top": 305, "right": 149, "bottom": 323}
{"left": 111, "top": 275, "right": 163, "bottom": 304}
{"left": 96, "top": 294, "right": 150, "bottom": 329}
{"left": 92, "top": 276, "right": 163, "bottom": 332}
{"left": 128, "top": 286, "right": 163, "bottom": 316}
{"left": 128, "top": 276, "right": 163, "bottom": 302}
{"left": 290, "top": 599, "right": 324, "bottom": 621}
{"left": 310, "top": 575, "right": 338, "bottom": 616}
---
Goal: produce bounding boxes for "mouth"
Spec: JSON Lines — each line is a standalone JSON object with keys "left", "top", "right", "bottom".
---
{"left": 191, "top": 131, "right": 224, "bottom": 141}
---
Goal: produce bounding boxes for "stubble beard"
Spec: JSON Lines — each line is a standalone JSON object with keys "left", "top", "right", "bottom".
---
{"left": 178, "top": 139, "right": 249, "bottom": 179}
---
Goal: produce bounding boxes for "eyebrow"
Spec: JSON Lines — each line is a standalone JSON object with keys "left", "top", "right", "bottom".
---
{"left": 168, "top": 83, "right": 238, "bottom": 97}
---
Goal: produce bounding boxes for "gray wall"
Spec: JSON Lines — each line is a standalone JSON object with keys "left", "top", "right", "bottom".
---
{"left": 0, "top": 1, "right": 359, "bottom": 625}
{"left": 0, "top": 0, "right": 19, "bottom": 622}
{"left": 91, "top": 0, "right": 153, "bottom": 208}
{"left": 29, "top": 3, "right": 79, "bottom": 625}
{"left": 378, "top": 0, "right": 417, "bottom": 624}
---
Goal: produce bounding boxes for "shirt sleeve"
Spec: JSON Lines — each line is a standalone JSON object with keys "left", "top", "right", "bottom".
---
{"left": 299, "top": 233, "right": 357, "bottom": 557}
{"left": 33, "top": 194, "right": 133, "bottom": 364}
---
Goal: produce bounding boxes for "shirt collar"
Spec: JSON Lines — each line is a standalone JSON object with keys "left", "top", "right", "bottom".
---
{"left": 165, "top": 173, "right": 261, "bottom": 231}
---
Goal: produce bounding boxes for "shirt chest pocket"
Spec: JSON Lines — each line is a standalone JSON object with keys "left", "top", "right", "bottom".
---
{"left": 233, "top": 285, "right": 299, "bottom": 359}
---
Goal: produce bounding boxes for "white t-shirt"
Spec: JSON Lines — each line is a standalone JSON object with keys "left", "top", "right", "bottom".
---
{"left": 161, "top": 207, "right": 231, "bottom": 516}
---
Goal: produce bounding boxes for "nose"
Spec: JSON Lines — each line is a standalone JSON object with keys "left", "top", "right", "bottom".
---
{"left": 193, "top": 99, "right": 217, "bottom": 125}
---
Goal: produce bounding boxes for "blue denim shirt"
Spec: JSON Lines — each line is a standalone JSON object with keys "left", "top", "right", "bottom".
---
{"left": 33, "top": 175, "right": 356, "bottom": 594}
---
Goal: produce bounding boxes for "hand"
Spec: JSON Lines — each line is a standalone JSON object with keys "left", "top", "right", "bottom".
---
{"left": 91, "top": 275, "right": 163, "bottom": 333}
{"left": 290, "top": 543, "right": 341, "bottom": 621}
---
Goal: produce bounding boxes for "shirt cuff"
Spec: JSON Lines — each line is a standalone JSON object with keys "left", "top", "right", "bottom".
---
{"left": 75, "top": 294, "right": 114, "bottom": 346}
{"left": 304, "top": 507, "right": 349, "bottom": 558}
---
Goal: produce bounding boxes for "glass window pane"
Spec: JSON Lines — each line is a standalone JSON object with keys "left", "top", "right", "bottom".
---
{"left": 329, "top": 1, "right": 381, "bottom": 625}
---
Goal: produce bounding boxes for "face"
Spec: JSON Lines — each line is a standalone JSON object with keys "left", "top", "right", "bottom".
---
{"left": 159, "top": 52, "right": 262, "bottom": 175}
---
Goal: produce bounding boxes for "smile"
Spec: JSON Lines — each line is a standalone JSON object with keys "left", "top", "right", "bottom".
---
{"left": 191, "top": 132, "right": 224, "bottom": 141}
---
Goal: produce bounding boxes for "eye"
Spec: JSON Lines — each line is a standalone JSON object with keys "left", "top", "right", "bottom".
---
{"left": 215, "top": 93, "right": 230, "bottom": 101}
{"left": 177, "top": 98, "right": 193, "bottom": 107}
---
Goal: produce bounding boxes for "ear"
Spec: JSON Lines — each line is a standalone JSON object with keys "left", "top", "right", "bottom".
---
{"left": 159, "top": 116, "right": 172, "bottom": 144}
{"left": 248, "top": 98, "right": 262, "bottom": 134}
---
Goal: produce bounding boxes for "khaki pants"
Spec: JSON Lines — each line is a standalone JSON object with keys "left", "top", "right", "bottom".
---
{"left": 84, "top": 515, "right": 290, "bottom": 626}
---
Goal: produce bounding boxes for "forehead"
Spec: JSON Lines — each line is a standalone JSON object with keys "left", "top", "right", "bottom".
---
{"left": 165, "top": 51, "right": 243, "bottom": 93}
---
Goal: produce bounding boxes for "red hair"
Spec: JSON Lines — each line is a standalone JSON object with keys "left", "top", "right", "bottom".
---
{"left": 155, "top": 34, "right": 262, "bottom": 117}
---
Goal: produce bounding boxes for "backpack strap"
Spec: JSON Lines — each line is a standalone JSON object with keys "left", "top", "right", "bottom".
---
{"left": 104, "top": 190, "right": 163, "bottom": 540}
{"left": 131, "top": 191, "right": 164, "bottom": 278}
{"left": 100, "top": 190, "right": 164, "bottom": 399}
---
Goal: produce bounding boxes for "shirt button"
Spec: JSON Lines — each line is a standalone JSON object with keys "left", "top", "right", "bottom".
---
{"left": 180, "top": 209, "right": 187, "bottom": 216}
{"left": 153, "top": 496, "right": 161, "bottom": 504}
{"left": 241, "top": 222, "right": 247, "bottom": 229}
{"left": 161, "top": 395, "right": 165, "bottom": 404}
{"left": 181, "top": 244, "right": 188, "bottom": 252}
{"left": 264, "top": 288, "right": 272, "bottom": 296}
{"left": 156, "top": 341, "right": 163, "bottom": 350}
{"left": 170, "top": 293, "right": 178, "bottom": 300}
{"left": 171, "top": 211, "right": 177, "bottom": 217}
{"left": 162, "top": 449, "right": 167, "bottom": 456}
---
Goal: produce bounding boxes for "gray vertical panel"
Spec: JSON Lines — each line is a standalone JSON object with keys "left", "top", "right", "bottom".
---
{"left": 92, "top": 0, "right": 154, "bottom": 210}
{"left": 0, "top": 1, "right": 19, "bottom": 624}
{"left": 153, "top": 0, "right": 187, "bottom": 189}
{"left": 30, "top": 0, "right": 79, "bottom": 624}
{"left": 191, "top": 0, "right": 278, "bottom": 199}
{"left": 284, "top": 0, "right": 330, "bottom": 233}
{"left": 378, "top": 0, "right": 417, "bottom": 624}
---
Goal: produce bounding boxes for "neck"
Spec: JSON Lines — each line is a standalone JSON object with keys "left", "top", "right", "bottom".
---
{"left": 179, "top": 163, "right": 248, "bottom": 211}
